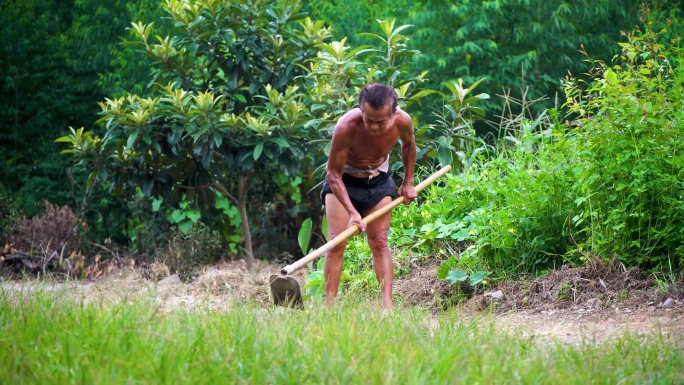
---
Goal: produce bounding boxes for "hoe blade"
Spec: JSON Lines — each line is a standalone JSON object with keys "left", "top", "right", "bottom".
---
{"left": 269, "top": 275, "right": 304, "bottom": 308}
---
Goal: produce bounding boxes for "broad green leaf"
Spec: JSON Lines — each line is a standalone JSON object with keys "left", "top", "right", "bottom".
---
{"left": 253, "top": 142, "right": 264, "bottom": 160}
{"left": 463, "top": 93, "right": 490, "bottom": 104}
{"left": 345, "top": 45, "right": 374, "bottom": 57}
{"left": 298, "top": 218, "right": 313, "bottom": 255}
{"left": 410, "top": 89, "right": 441, "bottom": 100}
{"left": 446, "top": 269, "right": 469, "bottom": 284}
{"left": 186, "top": 209, "right": 201, "bottom": 223}
{"left": 269, "top": 137, "right": 290, "bottom": 149}
{"left": 466, "top": 78, "right": 486, "bottom": 94}
{"left": 86, "top": 172, "right": 97, "bottom": 189}
{"left": 451, "top": 228, "right": 471, "bottom": 241}
{"left": 441, "top": 82, "right": 461, "bottom": 99}
{"left": 215, "top": 193, "right": 231, "bottom": 211}
{"left": 97, "top": 168, "right": 108, "bottom": 181}
{"left": 126, "top": 131, "right": 140, "bottom": 151}
{"left": 55, "top": 136, "right": 76, "bottom": 144}
{"left": 356, "top": 33, "right": 386, "bottom": 43}
{"left": 469, "top": 271, "right": 488, "bottom": 286}
{"left": 466, "top": 107, "right": 486, "bottom": 117}
{"left": 314, "top": 41, "right": 347, "bottom": 58}
{"left": 169, "top": 209, "right": 185, "bottom": 224}
{"left": 436, "top": 256, "right": 457, "bottom": 280}
{"left": 213, "top": 132, "right": 223, "bottom": 148}
{"left": 152, "top": 197, "right": 163, "bottom": 212}
{"left": 437, "top": 143, "right": 452, "bottom": 168}
{"left": 389, "top": 24, "right": 413, "bottom": 40}
{"left": 178, "top": 220, "right": 193, "bottom": 234}
{"left": 202, "top": 149, "right": 212, "bottom": 169}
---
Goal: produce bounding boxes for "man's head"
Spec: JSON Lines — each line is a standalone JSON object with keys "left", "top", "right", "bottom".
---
{"left": 358, "top": 83, "right": 397, "bottom": 116}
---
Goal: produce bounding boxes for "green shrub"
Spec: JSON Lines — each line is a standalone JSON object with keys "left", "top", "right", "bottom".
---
{"left": 397, "top": 111, "right": 576, "bottom": 279}
{"left": 562, "top": 14, "right": 684, "bottom": 269}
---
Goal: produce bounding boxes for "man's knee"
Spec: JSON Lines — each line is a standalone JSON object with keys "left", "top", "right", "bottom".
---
{"left": 327, "top": 239, "right": 348, "bottom": 255}
{"left": 367, "top": 231, "right": 389, "bottom": 252}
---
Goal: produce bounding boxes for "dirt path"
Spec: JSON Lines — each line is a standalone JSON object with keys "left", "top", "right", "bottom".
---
{"left": 492, "top": 306, "right": 683, "bottom": 344}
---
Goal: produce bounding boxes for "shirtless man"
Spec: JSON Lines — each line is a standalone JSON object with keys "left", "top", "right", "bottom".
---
{"left": 320, "top": 83, "right": 417, "bottom": 310}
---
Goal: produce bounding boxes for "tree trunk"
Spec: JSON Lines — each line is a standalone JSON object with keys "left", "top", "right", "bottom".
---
{"left": 210, "top": 176, "right": 255, "bottom": 271}
{"left": 238, "top": 173, "right": 254, "bottom": 270}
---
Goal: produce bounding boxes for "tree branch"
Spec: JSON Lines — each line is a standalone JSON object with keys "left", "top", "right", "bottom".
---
{"left": 176, "top": 182, "right": 238, "bottom": 205}
{"left": 210, "top": 182, "right": 238, "bottom": 205}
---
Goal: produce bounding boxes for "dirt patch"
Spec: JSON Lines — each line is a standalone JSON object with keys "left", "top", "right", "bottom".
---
{"left": 388, "top": 256, "right": 684, "bottom": 343}
{"left": 491, "top": 306, "right": 684, "bottom": 345}
{"left": 492, "top": 260, "right": 668, "bottom": 310}
{"left": 393, "top": 257, "right": 455, "bottom": 309}
{"left": 466, "top": 258, "right": 682, "bottom": 313}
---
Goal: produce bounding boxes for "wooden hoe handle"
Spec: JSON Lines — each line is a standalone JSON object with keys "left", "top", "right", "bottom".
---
{"left": 280, "top": 165, "right": 452, "bottom": 275}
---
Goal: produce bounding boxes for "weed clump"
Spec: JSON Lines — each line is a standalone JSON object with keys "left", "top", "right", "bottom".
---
{"left": 7, "top": 201, "right": 83, "bottom": 258}
{"left": 154, "top": 223, "right": 223, "bottom": 281}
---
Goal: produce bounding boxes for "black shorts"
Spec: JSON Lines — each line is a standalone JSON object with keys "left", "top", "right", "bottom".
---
{"left": 320, "top": 171, "right": 397, "bottom": 214}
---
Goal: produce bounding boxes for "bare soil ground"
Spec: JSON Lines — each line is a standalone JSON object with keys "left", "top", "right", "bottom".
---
{"left": 395, "top": 257, "right": 684, "bottom": 344}
{"left": 2, "top": 257, "right": 682, "bottom": 345}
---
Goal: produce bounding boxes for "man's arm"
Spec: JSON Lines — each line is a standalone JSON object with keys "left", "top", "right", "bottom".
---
{"left": 397, "top": 111, "right": 417, "bottom": 205}
{"left": 327, "top": 117, "right": 366, "bottom": 232}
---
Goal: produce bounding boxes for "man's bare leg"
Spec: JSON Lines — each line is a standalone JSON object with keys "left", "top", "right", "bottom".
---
{"left": 365, "top": 196, "right": 394, "bottom": 310}
{"left": 324, "top": 193, "right": 350, "bottom": 306}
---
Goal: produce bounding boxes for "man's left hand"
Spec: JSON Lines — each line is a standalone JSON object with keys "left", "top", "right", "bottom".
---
{"left": 398, "top": 183, "right": 417, "bottom": 205}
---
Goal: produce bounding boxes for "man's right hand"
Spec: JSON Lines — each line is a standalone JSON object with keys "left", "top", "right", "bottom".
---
{"left": 347, "top": 211, "right": 366, "bottom": 233}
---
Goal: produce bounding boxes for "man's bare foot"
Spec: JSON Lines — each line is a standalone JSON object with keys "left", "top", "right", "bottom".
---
{"left": 381, "top": 299, "right": 393, "bottom": 314}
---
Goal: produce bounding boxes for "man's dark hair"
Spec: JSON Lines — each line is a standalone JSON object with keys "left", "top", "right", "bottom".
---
{"left": 359, "top": 83, "right": 397, "bottom": 114}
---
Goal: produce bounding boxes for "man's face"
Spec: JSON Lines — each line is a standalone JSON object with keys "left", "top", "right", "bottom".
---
{"left": 360, "top": 102, "right": 392, "bottom": 136}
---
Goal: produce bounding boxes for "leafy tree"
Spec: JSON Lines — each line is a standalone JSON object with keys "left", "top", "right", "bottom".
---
{"left": 406, "top": 0, "right": 646, "bottom": 115}
{"left": 58, "top": 0, "right": 334, "bottom": 269}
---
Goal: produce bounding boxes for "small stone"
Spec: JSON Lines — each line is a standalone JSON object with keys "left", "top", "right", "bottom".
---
{"left": 486, "top": 290, "right": 505, "bottom": 300}
{"left": 624, "top": 309, "right": 632, "bottom": 313}
{"left": 159, "top": 274, "right": 181, "bottom": 286}
{"left": 648, "top": 306, "right": 656, "bottom": 312}
{"left": 662, "top": 298, "right": 675, "bottom": 308}
{"left": 586, "top": 298, "right": 603, "bottom": 309}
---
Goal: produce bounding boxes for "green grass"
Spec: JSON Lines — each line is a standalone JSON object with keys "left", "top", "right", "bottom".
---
{"left": 0, "top": 287, "right": 682, "bottom": 384}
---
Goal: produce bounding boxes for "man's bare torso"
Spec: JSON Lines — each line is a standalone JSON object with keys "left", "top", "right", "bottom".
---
{"left": 339, "top": 108, "right": 407, "bottom": 175}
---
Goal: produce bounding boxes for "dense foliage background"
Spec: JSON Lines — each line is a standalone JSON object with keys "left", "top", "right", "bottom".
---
{"left": 2, "top": 0, "right": 683, "bottom": 288}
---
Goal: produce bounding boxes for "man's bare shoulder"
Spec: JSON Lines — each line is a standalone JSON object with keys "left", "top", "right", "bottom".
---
{"left": 334, "top": 108, "right": 362, "bottom": 134}
{"left": 394, "top": 108, "right": 413, "bottom": 131}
